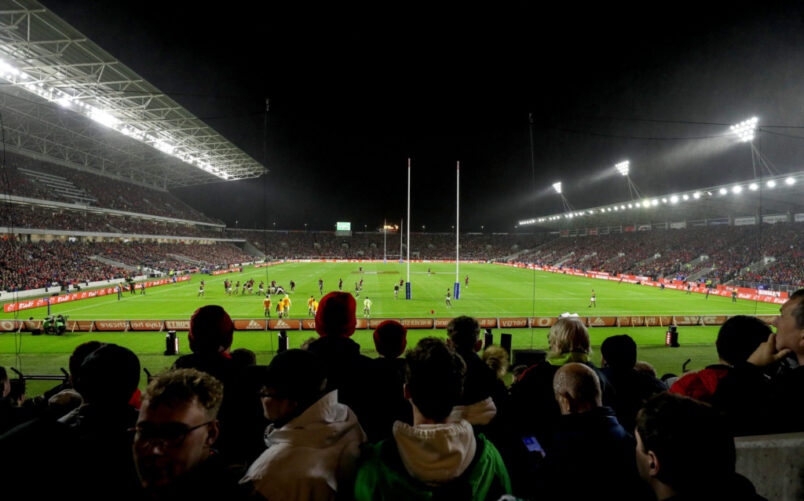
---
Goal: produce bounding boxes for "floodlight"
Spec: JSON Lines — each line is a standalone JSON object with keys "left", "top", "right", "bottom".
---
{"left": 651, "top": 199, "right": 659, "bottom": 206}
{"left": 615, "top": 161, "right": 630, "bottom": 176}
{"left": 88, "top": 108, "right": 119, "bottom": 128}
{"left": 670, "top": 195, "right": 679, "bottom": 204}
{"left": 693, "top": 192, "right": 701, "bottom": 199}
{"left": 620, "top": 205, "right": 626, "bottom": 210}
{"left": 730, "top": 117, "right": 758, "bottom": 142}
{"left": 614, "top": 207, "right": 619, "bottom": 211}
{"left": 642, "top": 200, "right": 650, "bottom": 208}
{"left": 662, "top": 198, "right": 668, "bottom": 203}
{"left": 785, "top": 177, "right": 796, "bottom": 186}
{"left": 719, "top": 188, "right": 728, "bottom": 195}
{"left": 732, "top": 185, "right": 743, "bottom": 194}
{"left": 767, "top": 180, "right": 776, "bottom": 188}
{"left": 627, "top": 203, "right": 633, "bottom": 208}
{"left": 749, "top": 183, "right": 759, "bottom": 191}
{"left": 552, "top": 182, "right": 562, "bottom": 194}
{"left": 682, "top": 194, "right": 690, "bottom": 201}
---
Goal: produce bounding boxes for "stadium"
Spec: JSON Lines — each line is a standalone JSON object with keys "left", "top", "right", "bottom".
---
{"left": 0, "top": 2, "right": 802, "bottom": 500}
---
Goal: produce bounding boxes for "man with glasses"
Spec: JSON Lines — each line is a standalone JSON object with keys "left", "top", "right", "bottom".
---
{"left": 132, "top": 368, "right": 248, "bottom": 500}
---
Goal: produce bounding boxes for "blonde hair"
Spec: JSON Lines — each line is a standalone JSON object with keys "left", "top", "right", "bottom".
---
{"left": 548, "top": 317, "right": 590, "bottom": 355}
{"left": 481, "top": 345, "right": 509, "bottom": 380}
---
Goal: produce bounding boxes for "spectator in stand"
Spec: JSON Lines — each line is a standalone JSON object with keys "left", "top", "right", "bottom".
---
{"left": 527, "top": 363, "right": 647, "bottom": 500}
{"left": 241, "top": 349, "right": 366, "bottom": 500}
{"left": 669, "top": 316, "right": 770, "bottom": 404}
{"left": 354, "top": 338, "right": 511, "bottom": 500}
{"left": 600, "top": 334, "right": 666, "bottom": 432}
{"left": 481, "top": 345, "right": 510, "bottom": 383}
{"left": 0, "top": 343, "right": 143, "bottom": 500}
{"left": 446, "top": 316, "right": 508, "bottom": 428}
{"left": 635, "top": 393, "right": 764, "bottom": 500}
{"left": 307, "top": 292, "right": 374, "bottom": 431}
{"left": 509, "top": 317, "right": 614, "bottom": 447}
{"left": 713, "top": 289, "right": 804, "bottom": 435}
{"left": 173, "top": 305, "right": 236, "bottom": 386}
{"left": 133, "top": 368, "right": 248, "bottom": 500}
{"left": 362, "top": 320, "right": 412, "bottom": 442}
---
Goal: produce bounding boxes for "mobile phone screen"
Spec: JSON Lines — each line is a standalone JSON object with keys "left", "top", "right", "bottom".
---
{"left": 522, "top": 436, "right": 545, "bottom": 456}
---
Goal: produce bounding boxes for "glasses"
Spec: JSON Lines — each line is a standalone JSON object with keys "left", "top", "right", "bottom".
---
{"left": 131, "top": 421, "right": 213, "bottom": 449}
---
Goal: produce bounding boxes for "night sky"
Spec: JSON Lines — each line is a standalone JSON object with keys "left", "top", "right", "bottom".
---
{"left": 40, "top": 1, "right": 804, "bottom": 232}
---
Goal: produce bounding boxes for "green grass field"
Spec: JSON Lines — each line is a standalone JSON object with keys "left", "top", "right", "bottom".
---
{"left": 0, "top": 262, "right": 781, "bottom": 396}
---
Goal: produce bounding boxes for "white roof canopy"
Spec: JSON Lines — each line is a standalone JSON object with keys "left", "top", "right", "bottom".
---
{"left": 0, "top": 0, "right": 267, "bottom": 189}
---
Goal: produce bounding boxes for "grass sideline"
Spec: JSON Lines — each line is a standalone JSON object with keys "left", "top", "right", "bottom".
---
{"left": 1, "top": 262, "right": 780, "bottom": 396}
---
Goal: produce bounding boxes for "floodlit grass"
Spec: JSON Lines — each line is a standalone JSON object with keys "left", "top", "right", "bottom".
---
{"left": 0, "top": 262, "right": 780, "bottom": 396}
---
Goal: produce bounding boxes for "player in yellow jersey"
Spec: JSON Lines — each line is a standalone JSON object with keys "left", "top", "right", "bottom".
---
{"left": 311, "top": 299, "right": 318, "bottom": 315}
{"left": 307, "top": 295, "right": 315, "bottom": 317}
{"left": 282, "top": 294, "right": 291, "bottom": 316}
{"left": 263, "top": 295, "right": 272, "bottom": 318}
{"left": 277, "top": 301, "right": 284, "bottom": 319}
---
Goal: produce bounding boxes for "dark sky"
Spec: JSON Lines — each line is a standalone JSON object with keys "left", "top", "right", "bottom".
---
{"left": 40, "top": 1, "right": 804, "bottom": 231}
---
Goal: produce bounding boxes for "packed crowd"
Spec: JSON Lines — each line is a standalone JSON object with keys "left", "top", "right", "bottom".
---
{"left": 0, "top": 241, "right": 254, "bottom": 292}
{"left": 0, "top": 202, "right": 222, "bottom": 238}
{"left": 3, "top": 290, "right": 801, "bottom": 500}
{"left": 230, "top": 230, "right": 550, "bottom": 261}
{"left": 524, "top": 224, "right": 804, "bottom": 287}
{"left": 0, "top": 240, "right": 128, "bottom": 291}
{"left": 1, "top": 152, "right": 216, "bottom": 223}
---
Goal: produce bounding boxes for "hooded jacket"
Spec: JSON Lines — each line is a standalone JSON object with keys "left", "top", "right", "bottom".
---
{"left": 354, "top": 419, "right": 511, "bottom": 500}
{"left": 241, "top": 390, "right": 367, "bottom": 501}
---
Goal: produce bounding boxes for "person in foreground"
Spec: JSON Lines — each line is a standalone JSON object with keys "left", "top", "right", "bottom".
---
{"left": 634, "top": 393, "right": 765, "bottom": 501}
{"left": 240, "top": 349, "right": 367, "bottom": 501}
{"left": 133, "top": 368, "right": 248, "bottom": 500}
{"left": 353, "top": 337, "right": 511, "bottom": 500}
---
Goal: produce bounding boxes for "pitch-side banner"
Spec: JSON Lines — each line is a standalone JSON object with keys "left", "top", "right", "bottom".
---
{"left": 211, "top": 268, "right": 243, "bottom": 276}
{"left": 1, "top": 314, "right": 765, "bottom": 332}
{"left": 3, "top": 276, "right": 191, "bottom": 313}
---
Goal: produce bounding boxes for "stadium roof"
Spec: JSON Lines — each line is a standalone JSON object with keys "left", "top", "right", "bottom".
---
{"left": 0, "top": 0, "right": 266, "bottom": 189}
{"left": 519, "top": 171, "right": 804, "bottom": 230}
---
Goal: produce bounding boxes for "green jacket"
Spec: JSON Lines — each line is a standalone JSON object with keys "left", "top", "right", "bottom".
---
{"left": 354, "top": 433, "right": 511, "bottom": 501}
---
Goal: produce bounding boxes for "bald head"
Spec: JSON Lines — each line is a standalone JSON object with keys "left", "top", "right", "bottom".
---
{"left": 553, "top": 363, "right": 602, "bottom": 415}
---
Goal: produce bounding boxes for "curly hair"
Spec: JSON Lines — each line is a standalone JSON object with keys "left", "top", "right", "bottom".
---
{"left": 142, "top": 368, "right": 224, "bottom": 419}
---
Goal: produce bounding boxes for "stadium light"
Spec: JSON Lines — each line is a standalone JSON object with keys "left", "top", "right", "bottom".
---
{"left": 767, "top": 180, "right": 776, "bottom": 188}
{"left": 615, "top": 161, "right": 630, "bottom": 176}
{"left": 732, "top": 185, "right": 743, "bottom": 194}
{"left": 719, "top": 188, "right": 728, "bottom": 195}
{"left": 693, "top": 192, "right": 701, "bottom": 199}
{"left": 552, "top": 182, "right": 562, "bottom": 194}
{"left": 749, "top": 183, "right": 759, "bottom": 191}
{"left": 682, "top": 194, "right": 690, "bottom": 201}
{"left": 670, "top": 195, "right": 679, "bottom": 204}
{"left": 730, "top": 117, "right": 758, "bottom": 142}
{"left": 785, "top": 177, "right": 796, "bottom": 186}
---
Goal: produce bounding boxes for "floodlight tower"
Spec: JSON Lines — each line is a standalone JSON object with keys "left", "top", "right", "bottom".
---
{"left": 552, "top": 181, "right": 574, "bottom": 213}
{"left": 615, "top": 160, "right": 642, "bottom": 201}
{"left": 730, "top": 117, "right": 775, "bottom": 178}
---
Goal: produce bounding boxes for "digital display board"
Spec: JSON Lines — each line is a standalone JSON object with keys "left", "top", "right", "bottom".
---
{"left": 336, "top": 222, "right": 351, "bottom": 231}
